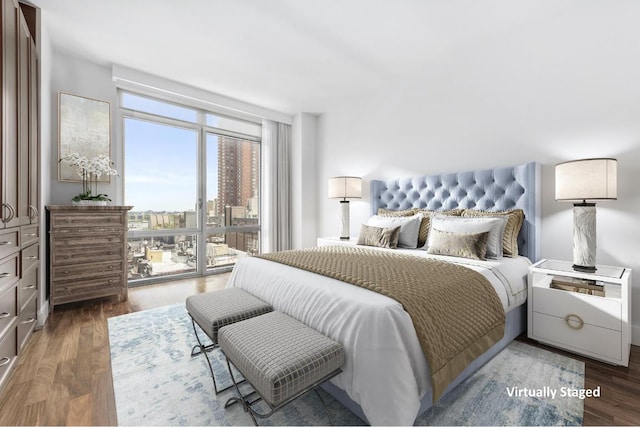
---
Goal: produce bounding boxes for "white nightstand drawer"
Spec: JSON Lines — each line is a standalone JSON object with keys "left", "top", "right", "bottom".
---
{"left": 532, "top": 286, "right": 621, "bottom": 331}
{"left": 532, "top": 312, "right": 622, "bottom": 361}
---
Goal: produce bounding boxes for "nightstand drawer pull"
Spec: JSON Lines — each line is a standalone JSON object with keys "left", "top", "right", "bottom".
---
{"left": 0, "top": 273, "right": 10, "bottom": 278}
{"left": 0, "top": 241, "right": 11, "bottom": 246}
{"left": 0, "top": 357, "right": 10, "bottom": 367}
{"left": 21, "top": 317, "right": 36, "bottom": 325}
{"left": 564, "top": 314, "right": 584, "bottom": 330}
{"left": 0, "top": 312, "right": 10, "bottom": 319}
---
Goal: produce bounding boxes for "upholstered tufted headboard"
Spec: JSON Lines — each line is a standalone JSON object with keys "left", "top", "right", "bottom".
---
{"left": 370, "top": 162, "right": 541, "bottom": 261}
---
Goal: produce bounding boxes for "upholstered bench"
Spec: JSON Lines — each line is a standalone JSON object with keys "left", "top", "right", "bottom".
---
{"left": 219, "top": 311, "right": 345, "bottom": 425}
{"left": 186, "top": 288, "right": 273, "bottom": 393}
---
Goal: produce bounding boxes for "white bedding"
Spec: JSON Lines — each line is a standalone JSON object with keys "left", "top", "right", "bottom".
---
{"left": 226, "top": 248, "right": 531, "bottom": 425}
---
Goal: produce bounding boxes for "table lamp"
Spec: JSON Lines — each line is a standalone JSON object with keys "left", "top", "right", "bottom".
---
{"left": 555, "top": 158, "right": 617, "bottom": 271}
{"left": 328, "top": 176, "right": 362, "bottom": 239}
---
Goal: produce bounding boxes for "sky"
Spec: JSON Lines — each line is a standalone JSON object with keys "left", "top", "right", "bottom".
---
{"left": 122, "top": 94, "right": 220, "bottom": 212}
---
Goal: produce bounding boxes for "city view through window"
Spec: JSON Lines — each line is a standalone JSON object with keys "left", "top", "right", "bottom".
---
{"left": 122, "top": 93, "right": 261, "bottom": 283}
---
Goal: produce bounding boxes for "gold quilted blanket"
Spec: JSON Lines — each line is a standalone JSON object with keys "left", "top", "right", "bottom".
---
{"left": 258, "top": 245, "right": 505, "bottom": 400}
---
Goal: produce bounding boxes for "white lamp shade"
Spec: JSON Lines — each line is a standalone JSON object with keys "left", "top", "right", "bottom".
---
{"left": 328, "top": 176, "right": 362, "bottom": 199}
{"left": 555, "top": 158, "right": 617, "bottom": 202}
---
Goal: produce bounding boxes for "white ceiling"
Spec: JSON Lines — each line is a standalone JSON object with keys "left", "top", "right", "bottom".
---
{"left": 29, "top": 0, "right": 633, "bottom": 115}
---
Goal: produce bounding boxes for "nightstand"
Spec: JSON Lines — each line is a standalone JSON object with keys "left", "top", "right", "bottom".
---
{"left": 528, "top": 259, "right": 632, "bottom": 366}
{"left": 316, "top": 236, "right": 359, "bottom": 247}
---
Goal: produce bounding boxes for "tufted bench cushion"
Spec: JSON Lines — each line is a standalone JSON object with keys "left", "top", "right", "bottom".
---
{"left": 186, "top": 288, "right": 273, "bottom": 343}
{"left": 219, "top": 311, "right": 345, "bottom": 408}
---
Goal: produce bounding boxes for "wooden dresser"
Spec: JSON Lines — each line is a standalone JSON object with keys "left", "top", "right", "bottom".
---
{"left": 46, "top": 205, "right": 132, "bottom": 309}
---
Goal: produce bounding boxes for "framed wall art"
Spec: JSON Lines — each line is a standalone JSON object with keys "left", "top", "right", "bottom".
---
{"left": 58, "top": 92, "right": 112, "bottom": 182}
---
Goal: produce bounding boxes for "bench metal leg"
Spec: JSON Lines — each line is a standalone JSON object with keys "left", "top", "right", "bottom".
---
{"left": 189, "top": 316, "right": 243, "bottom": 394}
{"left": 223, "top": 356, "right": 340, "bottom": 426}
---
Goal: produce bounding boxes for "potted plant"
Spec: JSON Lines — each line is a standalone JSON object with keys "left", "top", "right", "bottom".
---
{"left": 59, "top": 153, "right": 118, "bottom": 205}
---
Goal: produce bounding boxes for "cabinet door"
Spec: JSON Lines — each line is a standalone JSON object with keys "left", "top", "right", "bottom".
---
{"left": 28, "top": 38, "right": 39, "bottom": 224}
{"left": 1, "top": 0, "right": 20, "bottom": 229}
{"left": 17, "top": 14, "right": 30, "bottom": 226}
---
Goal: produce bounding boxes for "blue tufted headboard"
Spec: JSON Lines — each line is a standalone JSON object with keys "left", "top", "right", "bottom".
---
{"left": 370, "top": 162, "right": 541, "bottom": 261}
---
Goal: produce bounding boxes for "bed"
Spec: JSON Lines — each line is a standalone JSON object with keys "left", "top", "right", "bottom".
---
{"left": 226, "top": 162, "right": 541, "bottom": 425}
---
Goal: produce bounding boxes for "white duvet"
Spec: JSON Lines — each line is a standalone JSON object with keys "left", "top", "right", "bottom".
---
{"left": 226, "top": 248, "right": 530, "bottom": 425}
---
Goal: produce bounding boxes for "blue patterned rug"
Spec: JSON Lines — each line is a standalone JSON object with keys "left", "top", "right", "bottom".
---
{"left": 108, "top": 303, "right": 585, "bottom": 426}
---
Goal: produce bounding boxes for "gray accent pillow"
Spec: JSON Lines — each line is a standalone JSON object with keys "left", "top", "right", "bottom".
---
{"left": 357, "top": 224, "right": 401, "bottom": 249}
{"left": 426, "top": 229, "right": 490, "bottom": 260}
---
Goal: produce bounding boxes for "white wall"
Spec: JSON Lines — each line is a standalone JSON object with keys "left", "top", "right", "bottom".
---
{"left": 314, "top": 21, "right": 640, "bottom": 343}
{"left": 291, "top": 113, "right": 318, "bottom": 249}
{"left": 48, "top": 52, "right": 121, "bottom": 205}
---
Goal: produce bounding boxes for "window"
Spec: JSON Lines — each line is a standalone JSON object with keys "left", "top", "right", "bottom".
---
{"left": 121, "top": 92, "right": 261, "bottom": 284}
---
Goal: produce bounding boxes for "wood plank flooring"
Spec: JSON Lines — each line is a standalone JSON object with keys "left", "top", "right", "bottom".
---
{"left": 0, "top": 274, "right": 228, "bottom": 426}
{"left": 0, "top": 273, "right": 638, "bottom": 425}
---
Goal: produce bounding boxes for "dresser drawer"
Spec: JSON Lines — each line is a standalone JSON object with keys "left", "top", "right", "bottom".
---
{"left": 20, "top": 225, "right": 39, "bottom": 248}
{"left": 0, "top": 284, "right": 18, "bottom": 338}
{"left": 53, "top": 275, "right": 122, "bottom": 296}
{"left": 532, "top": 311, "right": 622, "bottom": 361}
{"left": 17, "top": 294, "right": 37, "bottom": 352}
{"left": 0, "top": 229, "right": 20, "bottom": 259}
{"left": 19, "top": 268, "right": 38, "bottom": 311}
{"left": 0, "top": 327, "right": 17, "bottom": 387}
{"left": 0, "top": 254, "right": 19, "bottom": 289}
{"left": 532, "top": 286, "right": 621, "bottom": 331}
{"left": 50, "top": 212, "right": 125, "bottom": 230}
{"left": 52, "top": 260, "right": 123, "bottom": 283}
{"left": 52, "top": 243, "right": 124, "bottom": 266}
{"left": 51, "top": 232, "right": 123, "bottom": 250}
{"left": 53, "top": 275, "right": 123, "bottom": 305}
{"left": 21, "top": 243, "right": 39, "bottom": 273}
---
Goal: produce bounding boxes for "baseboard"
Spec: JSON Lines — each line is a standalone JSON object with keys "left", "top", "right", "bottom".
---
{"left": 37, "top": 299, "right": 50, "bottom": 329}
{"left": 632, "top": 324, "right": 640, "bottom": 346}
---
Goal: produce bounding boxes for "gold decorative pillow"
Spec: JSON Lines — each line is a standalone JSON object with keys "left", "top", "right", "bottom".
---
{"left": 414, "top": 208, "right": 464, "bottom": 248}
{"left": 377, "top": 208, "right": 417, "bottom": 217}
{"left": 426, "top": 229, "right": 490, "bottom": 260}
{"left": 357, "top": 224, "right": 401, "bottom": 249}
{"left": 461, "top": 209, "right": 524, "bottom": 257}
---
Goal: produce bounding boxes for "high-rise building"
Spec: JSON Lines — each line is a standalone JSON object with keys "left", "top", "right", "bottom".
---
{"left": 217, "top": 136, "right": 260, "bottom": 254}
{"left": 217, "top": 136, "right": 259, "bottom": 219}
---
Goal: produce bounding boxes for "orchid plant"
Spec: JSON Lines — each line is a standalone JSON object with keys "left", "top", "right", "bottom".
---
{"left": 59, "top": 153, "right": 119, "bottom": 202}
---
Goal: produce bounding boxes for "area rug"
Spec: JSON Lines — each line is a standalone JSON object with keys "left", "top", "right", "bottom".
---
{"left": 108, "top": 303, "right": 585, "bottom": 426}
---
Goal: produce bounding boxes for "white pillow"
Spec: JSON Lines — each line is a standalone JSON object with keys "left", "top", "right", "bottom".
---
{"left": 366, "top": 214, "right": 422, "bottom": 249}
{"left": 425, "top": 215, "right": 508, "bottom": 258}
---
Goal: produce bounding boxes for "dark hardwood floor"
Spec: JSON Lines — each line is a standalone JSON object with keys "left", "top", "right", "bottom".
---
{"left": 0, "top": 274, "right": 638, "bottom": 425}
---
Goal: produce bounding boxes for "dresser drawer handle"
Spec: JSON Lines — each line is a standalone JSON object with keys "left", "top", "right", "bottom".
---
{"left": 0, "top": 241, "right": 11, "bottom": 246}
{"left": 25, "top": 256, "right": 37, "bottom": 259}
{"left": 564, "top": 314, "right": 585, "bottom": 330}
{"left": 0, "top": 357, "right": 10, "bottom": 367}
{"left": 23, "top": 285, "right": 36, "bottom": 290}
{"left": 21, "top": 317, "right": 36, "bottom": 325}
{"left": 25, "top": 233, "right": 37, "bottom": 237}
{"left": 0, "top": 312, "right": 10, "bottom": 319}
{"left": 0, "top": 273, "right": 10, "bottom": 278}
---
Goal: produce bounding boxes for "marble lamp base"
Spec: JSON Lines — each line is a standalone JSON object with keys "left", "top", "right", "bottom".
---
{"left": 339, "top": 200, "right": 350, "bottom": 240}
{"left": 572, "top": 204, "right": 597, "bottom": 272}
